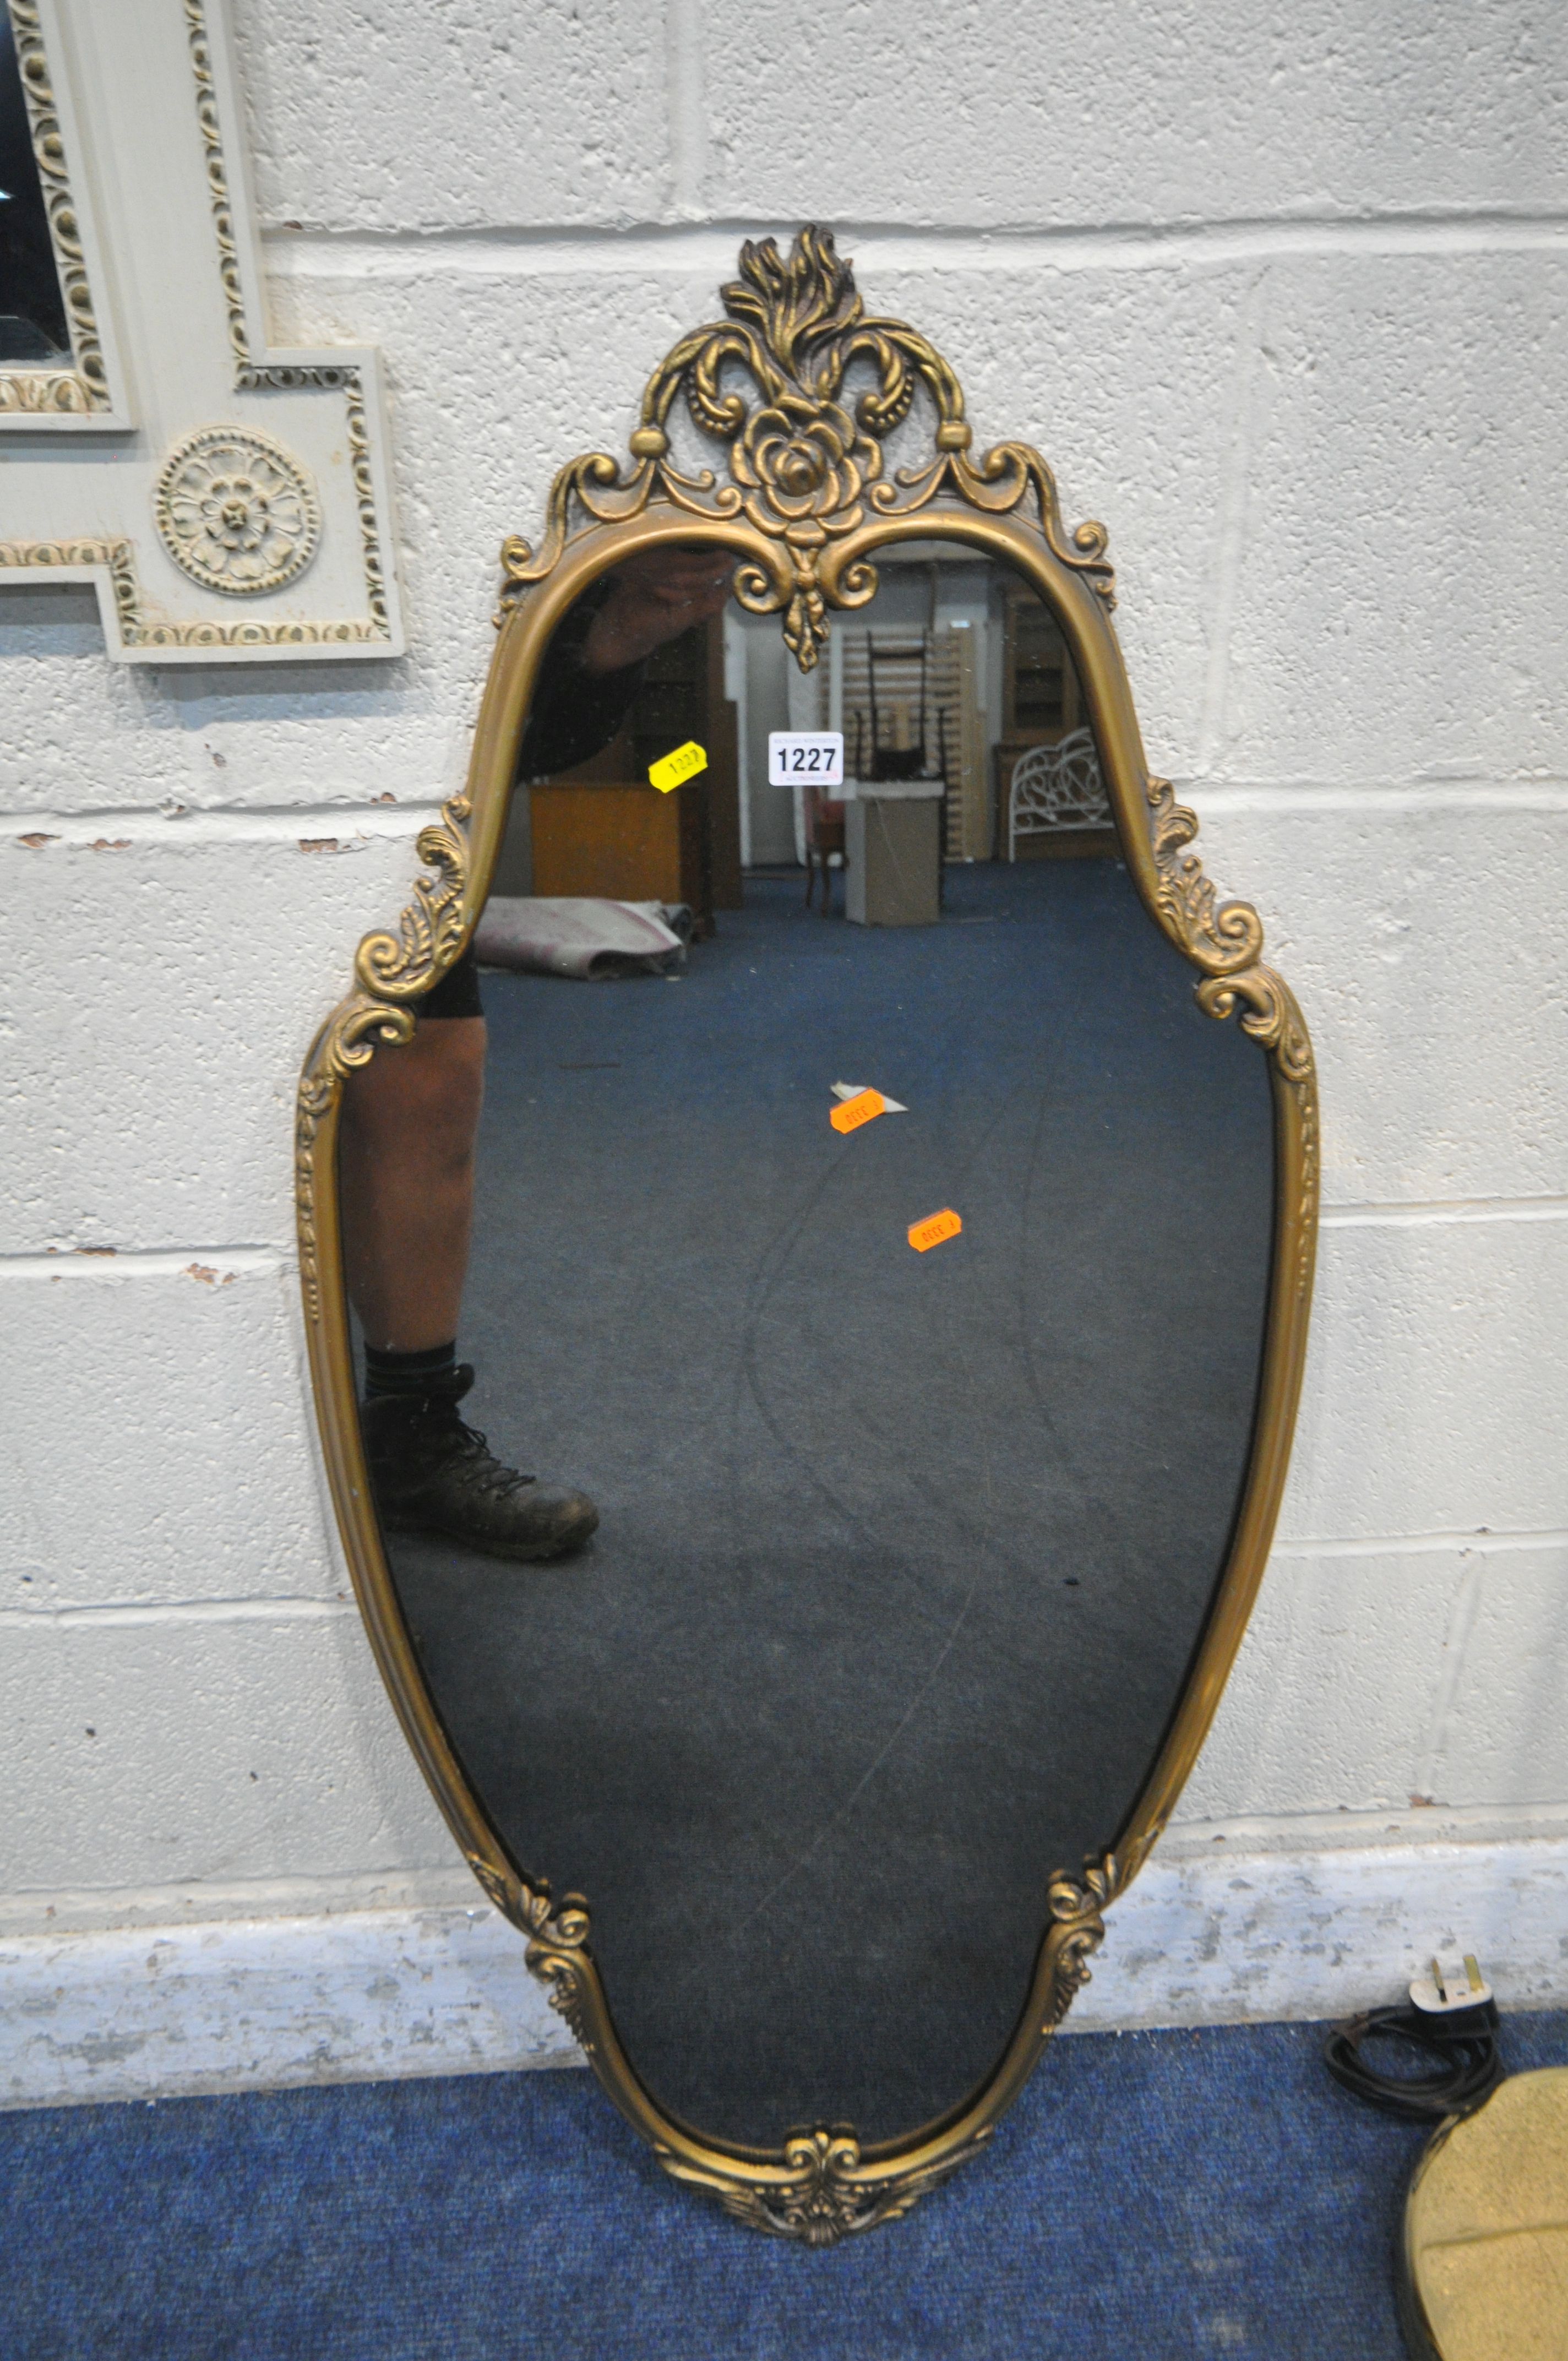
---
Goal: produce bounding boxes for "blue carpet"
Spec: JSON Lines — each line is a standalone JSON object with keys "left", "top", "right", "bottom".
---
{"left": 4, "top": 2012, "right": 1565, "bottom": 2359}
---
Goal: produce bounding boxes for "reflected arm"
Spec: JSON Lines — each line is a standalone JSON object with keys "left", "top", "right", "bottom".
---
{"left": 514, "top": 547, "right": 734, "bottom": 781}
{"left": 513, "top": 582, "right": 646, "bottom": 782}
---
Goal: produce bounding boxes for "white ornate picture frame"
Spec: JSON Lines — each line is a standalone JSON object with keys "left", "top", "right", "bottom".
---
{"left": 1, "top": 0, "right": 129, "bottom": 426}
{"left": 1, "top": 0, "right": 405, "bottom": 661}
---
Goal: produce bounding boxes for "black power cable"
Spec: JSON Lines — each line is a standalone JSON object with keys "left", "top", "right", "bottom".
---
{"left": 1324, "top": 1995, "right": 1503, "bottom": 2125}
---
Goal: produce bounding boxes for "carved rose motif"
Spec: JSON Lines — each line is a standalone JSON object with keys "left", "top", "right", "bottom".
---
{"left": 203, "top": 478, "right": 276, "bottom": 554}
{"left": 733, "top": 396, "right": 872, "bottom": 541}
{"left": 155, "top": 426, "right": 320, "bottom": 595}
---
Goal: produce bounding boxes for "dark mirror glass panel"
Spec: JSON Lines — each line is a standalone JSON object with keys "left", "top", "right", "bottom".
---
{"left": 339, "top": 542, "right": 1274, "bottom": 2151}
{"left": 0, "top": 18, "right": 70, "bottom": 362}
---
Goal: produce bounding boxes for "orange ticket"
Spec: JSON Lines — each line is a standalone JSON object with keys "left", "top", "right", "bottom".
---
{"left": 830, "top": 1088, "right": 885, "bottom": 1135}
{"left": 907, "top": 1208, "right": 963, "bottom": 1253}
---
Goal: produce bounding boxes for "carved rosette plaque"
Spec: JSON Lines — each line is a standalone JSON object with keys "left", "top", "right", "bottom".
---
{"left": 154, "top": 425, "right": 321, "bottom": 595}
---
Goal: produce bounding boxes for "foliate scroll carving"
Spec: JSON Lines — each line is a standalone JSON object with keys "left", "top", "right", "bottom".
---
{"left": 1145, "top": 776, "right": 1318, "bottom": 1291}
{"left": 1, "top": 0, "right": 108, "bottom": 415}
{"left": 1146, "top": 772, "right": 1309, "bottom": 1076}
{"left": 462, "top": 1849, "right": 589, "bottom": 1952}
{"left": 1146, "top": 776, "right": 1264, "bottom": 977}
{"left": 516, "top": 1875, "right": 596, "bottom": 2054}
{"left": 1147, "top": 774, "right": 1313, "bottom": 1293}
{"left": 658, "top": 2127, "right": 987, "bottom": 2248}
{"left": 525, "top": 1935, "right": 595, "bottom": 2055}
{"left": 1041, "top": 1851, "right": 1120, "bottom": 2025}
{"left": 497, "top": 225, "right": 1114, "bottom": 670}
{"left": 352, "top": 799, "right": 471, "bottom": 1004}
{"left": 295, "top": 797, "right": 472, "bottom": 1322}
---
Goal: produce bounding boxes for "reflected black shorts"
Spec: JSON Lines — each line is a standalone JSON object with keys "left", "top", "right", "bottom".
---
{"left": 418, "top": 945, "right": 484, "bottom": 1021}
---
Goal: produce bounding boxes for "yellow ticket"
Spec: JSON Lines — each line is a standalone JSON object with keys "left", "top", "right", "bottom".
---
{"left": 649, "top": 741, "right": 708, "bottom": 793}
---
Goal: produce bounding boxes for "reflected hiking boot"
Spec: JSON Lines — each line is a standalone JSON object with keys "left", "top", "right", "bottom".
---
{"left": 361, "top": 1366, "right": 597, "bottom": 1563}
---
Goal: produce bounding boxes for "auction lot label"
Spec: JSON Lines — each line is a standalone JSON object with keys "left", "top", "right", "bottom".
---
{"left": 768, "top": 731, "right": 843, "bottom": 786}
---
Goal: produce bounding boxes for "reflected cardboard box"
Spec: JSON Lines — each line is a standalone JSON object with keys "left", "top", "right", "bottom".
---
{"left": 841, "top": 780, "right": 944, "bottom": 927}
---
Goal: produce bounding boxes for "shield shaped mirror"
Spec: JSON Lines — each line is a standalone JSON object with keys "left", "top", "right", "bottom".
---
{"left": 298, "top": 229, "right": 1317, "bottom": 2242}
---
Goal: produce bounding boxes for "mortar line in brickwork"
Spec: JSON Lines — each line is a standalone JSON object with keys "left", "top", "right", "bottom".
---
{"left": 1270, "top": 1527, "right": 1568, "bottom": 1561}
{"left": 6, "top": 786, "right": 1566, "bottom": 848}
{"left": 260, "top": 209, "right": 1568, "bottom": 282}
{"left": 0, "top": 1868, "right": 483, "bottom": 1924}
{"left": 0, "top": 1248, "right": 282, "bottom": 1281}
{"left": 4, "top": 804, "right": 447, "bottom": 847}
{"left": 1174, "top": 781, "right": 1568, "bottom": 811}
{"left": 1413, "top": 1549, "right": 1488, "bottom": 1804}
{"left": 663, "top": 0, "right": 707, "bottom": 219}
{"left": 11, "top": 1546, "right": 1566, "bottom": 1628}
{"left": 1195, "top": 271, "right": 1267, "bottom": 773}
{"left": 0, "top": 1597, "right": 357, "bottom": 1633}
{"left": 1163, "top": 1804, "right": 1568, "bottom": 1851}
{"left": 0, "top": 1206, "right": 1558, "bottom": 1284}
{"left": 1319, "top": 1196, "right": 1568, "bottom": 1227}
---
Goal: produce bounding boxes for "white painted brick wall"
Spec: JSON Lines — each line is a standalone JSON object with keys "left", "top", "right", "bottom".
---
{"left": 2, "top": 1, "right": 1565, "bottom": 2085}
{"left": 701, "top": 3, "right": 1568, "bottom": 226}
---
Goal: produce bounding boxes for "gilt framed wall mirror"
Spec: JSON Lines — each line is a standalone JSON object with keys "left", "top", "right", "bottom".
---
{"left": 297, "top": 228, "right": 1317, "bottom": 2244}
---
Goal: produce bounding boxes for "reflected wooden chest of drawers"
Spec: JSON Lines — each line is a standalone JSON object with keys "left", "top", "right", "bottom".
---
{"left": 528, "top": 779, "right": 710, "bottom": 924}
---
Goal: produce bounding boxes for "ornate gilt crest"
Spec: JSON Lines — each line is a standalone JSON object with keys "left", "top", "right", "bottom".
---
{"left": 496, "top": 225, "right": 1113, "bottom": 668}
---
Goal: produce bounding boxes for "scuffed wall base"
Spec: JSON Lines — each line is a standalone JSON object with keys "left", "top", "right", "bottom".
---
{"left": 4, "top": 1836, "right": 1564, "bottom": 2113}
{"left": 0, "top": 1906, "right": 578, "bottom": 2113}
{"left": 1072, "top": 1834, "right": 1568, "bottom": 2031}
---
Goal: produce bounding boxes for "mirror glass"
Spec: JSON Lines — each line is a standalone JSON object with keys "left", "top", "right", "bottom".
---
{"left": 338, "top": 541, "right": 1275, "bottom": 2151}
{"left": 0, "top": 16, "right": 70, "bottom": 363}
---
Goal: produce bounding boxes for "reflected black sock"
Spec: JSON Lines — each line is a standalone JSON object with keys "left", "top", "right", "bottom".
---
{"left": 364, "top": 1340, "right": 459, "bottom": 1401}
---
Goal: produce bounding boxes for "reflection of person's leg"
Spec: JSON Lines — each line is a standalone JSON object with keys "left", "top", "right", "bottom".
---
{"left": 339, "top": 1016, "right": 597, "bottom": 1562}
{"left": 340, "top": 1015, "right": 484, "bottom": 1352}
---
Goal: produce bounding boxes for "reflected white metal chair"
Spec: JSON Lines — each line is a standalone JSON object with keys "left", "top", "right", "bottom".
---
{"left": 1006, "top": 728, "right": 1112, "bottom": 859}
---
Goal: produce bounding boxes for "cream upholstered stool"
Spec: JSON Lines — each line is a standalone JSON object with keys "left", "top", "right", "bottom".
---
{"left": 1400, "top": 2068, "right": 1568, "bottom": 2360}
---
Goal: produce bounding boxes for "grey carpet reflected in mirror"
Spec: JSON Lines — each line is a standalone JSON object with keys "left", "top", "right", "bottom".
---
{"left": 385, "top": 861, "right": 1273, "bottom": 2148}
